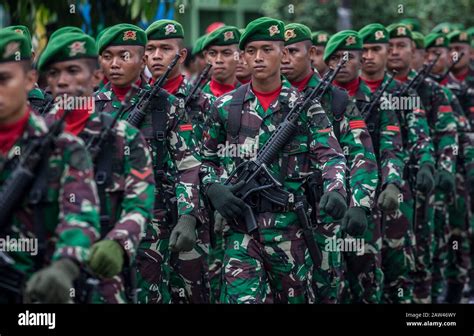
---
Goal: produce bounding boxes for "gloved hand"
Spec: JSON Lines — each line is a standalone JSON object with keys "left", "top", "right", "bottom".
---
{"left": 436, "top": 170, "right": 455, "bottom": 195}
{"left": 214, "top": 211, "right": 227, "bottom": 233}
{"left": 88, "top": 240, "right": 124, "bottom": 278}
{"left": 319, "top": 191, "right": 347, "bottom": 220}
{"left": 377, "top": 183, "right": 400, "bottom": 213}
{"left": 341, "top": 207, "right": 368, "bottom": 237}
{"left": 206, "top": 181, "right": 246, "bottom": 220}
{"left": 24, "top": 258, "right": 80, "bottom": 303}
{"left": 169, "top": 214, "right": 197, "bottom": 252}
{"left": 416, "top": 163, "right": 435, "bottom": 194}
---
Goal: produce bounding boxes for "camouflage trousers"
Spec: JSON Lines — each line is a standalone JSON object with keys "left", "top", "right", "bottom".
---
{"left": 92, "top": 275, "right": 128, "bottom": 303}
{"left": 312, "top": 209, "right": 342, "bottom": 304}
{"left": 208, "top": 230, "right": 225, "bottom": 303}
{"left": 381, "top": 180, "right": 416, "bottom": 304}
{"left": 219, "top": 230, "right": 313, "bottom": 304}
{"left": 412, "top": 191, "right": 436, "bottom": 303}
{"left": 341, "top": 208, "right": 383, "bottom": 304}
{"left": 169, "top": 215, "right": 211, "bottom": 304}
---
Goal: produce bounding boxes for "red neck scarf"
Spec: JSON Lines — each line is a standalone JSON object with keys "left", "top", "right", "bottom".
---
{"left": 112, "top": 78, "right": 142, "bottom": 102}
{"left": 162, "top": 74, "right": 184, "bottom": 95}
{"left": 396, "top": 75, "right": 409, "bottom": 83}
{"left": 333, "top": 77, "right": 360, "bottom": 97}
{"left": 361, "top": 77, "right": 384, "bottom": 93}
{"left": 238, "top": 77, "right": 251, "bottom": 84}
{"left": 439, "top": 76, "right": 449, "bottom": 86}
{"left": 252, "top": 85, "right": 282, "bottom": 112}
{"left": 290, "top": 72, "right": 314, "bottom": 92}
{"left": 56, "top": 107, "right": 91, "bottom": 136}
{"left": 210, "top": 78, "right": 236, "bottom": 97}
{"left": 0, "top": 107, "right": 30, "bottom": 155}
{"left": 454, "top": 67, "right": 469, "bottom": 82}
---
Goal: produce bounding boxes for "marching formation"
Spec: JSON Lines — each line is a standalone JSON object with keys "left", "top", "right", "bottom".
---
{"left": 0, "top": 16, "right": 473, "bottom": 304}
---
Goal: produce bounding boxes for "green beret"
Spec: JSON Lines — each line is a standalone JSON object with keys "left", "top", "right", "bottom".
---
{"left": 97, "top": 23, "right": 147, "bottom": 54}
{"left": 283, "top": 23, "right": 312, "bottom": 46}
{"left": 50, "top": 26, "right": 84, "bottom": 41}
{"left": 387, "top": 23, "right": 413, "bottom": 40}
{"left": 359, "top": 23, "right": 389, "bottom": 44}
{"left": 425, "top": 32, "right": 448, "bottom": 49}
{"left": 203, "top": 26, "right": 241, "bottom": 49}
{"left": 0, "top": 31, "right": 32, "bottom": 63}
{"left": 239, "top": 17, "right": 285, "bottom": 50}
{"left": 412, "top": 32, "right": 425, "bottom": 49}
{"left": 323, "top": 30, "right": 362, "bottom": 62}
{"left": 467, "top": 27, "right": 474, "bottom": 38}
{"left": 38, "top": 32, "right": 97, "bottom": 72}
{"left": 399, "top": 18, "right": 421, "bottom": 32}
{"left": 311, "top": 31, "right": 330, "bottom": 46}
{"left": 431, "top": 22, "right": 453, "bottom": 34}
{"left": 192, "top": 34, "right": 208, "bottom": 56}
{"left": 447, "top": 30, "right": 470, "bottom": 45}
{"left": 2, "top": 25, "right": 32, "bottom": 51}
{"left": 146, "top": 19, "right": 184, "bottom": 40}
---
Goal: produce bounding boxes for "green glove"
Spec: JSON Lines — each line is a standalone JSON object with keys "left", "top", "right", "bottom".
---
{"left": 319, "top": 191, "right": 347, "bottom": 220}
{"left": 341, "top": 207, "right": 368, "bottom": 237}
{"left": 169, "top": 215, "right": 197, "bottom": 252}
{"left": 416, "top": 163, "right": 435, "bottom": 194}
{"left": 436, "top": 170, "right": 455, "bottom": 194}
{"left": 214, "top": 211, "right": 227, "bottom": 233}
{"left": 377, "top": 183, "right": 400, "bottom": 213}
{"left": 206, "top": 181, "right": 247, "bottom": 220}
{"left": 24, "top": 258, "right": 79, "bottom": 303}
{"left": 88, "top": 240, "right": 124, "bottom": 278}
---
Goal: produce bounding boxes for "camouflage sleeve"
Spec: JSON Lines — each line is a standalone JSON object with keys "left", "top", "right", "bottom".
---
{"left": 168, "top": 101, "right": 202, "bottom": 218}
{"left": 434, "top": 87, "right": 458, "bottom": 174}
{"left": 379, "top": 106, "right": 404, "bottom": 188}
{"left": 307, "top": 100, "right": 347, "bottom": 197}
{"left": 52, "top": 133, "right": 100, "bottom": 264}
{"left": 406, "top": 96, "right": 435, "bottom": 166}
{"left": 105, "top": 121, "right": 155, "bottom": 261}
{"left": 339, "top": 102, "right": 378, "bottom": 209}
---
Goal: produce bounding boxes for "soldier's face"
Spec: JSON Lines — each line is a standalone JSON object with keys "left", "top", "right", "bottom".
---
{"left": 0, "top": 62, "right": 36, "bottom": 124}
{"left": 310, "top": 45, "right": 328, "bottom": 75}
{"left": 328, "top": 50, "right": 360, "bottom": 83}
{"left": 243, "top": 41, "right": 285, "bottom": 81}
{"left": 46, "top": 59, "right": 103, "bottom": 99}
{"left": 205, "top": 45, "right": 239, "bottom": 83}
{"left": 281, "top": 41, "right": 312, "bottom": 82}
{"left": 411, "top": 49, "right": 425, "bottom": 71}
{"left": 387, "top": 38, "right": 413, "bottom": 72}
{"left": 145, "top": 39, "right": 186, "bottom": 80}
{"left": 236, "top": 51, "right": 251, "bottom": 81}
{"left": 101, "top": 46, "right": 145, "bottom": 87}
{"left": 426, "top": 47, "right": 449, "bottom": 74}
{"left": 449, "top": 43, "right": 470, "bottom": 71}
{"left": 362, "top": 43, "right": 387, "bottom": 76}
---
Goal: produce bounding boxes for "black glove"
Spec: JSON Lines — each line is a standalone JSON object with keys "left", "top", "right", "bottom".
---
{"left": 206, "top": 181, "right": 246, "bottom": 220}
{"left": 341, "top": 207, "right": 368, "bottom": 237}
{"left": 377, "top": 183, "right": 400, "bottom": 213}
{"left": 416, "top": 163, "right": 435, "bottom": 194}
{"left": 319, "top": 191, "right": 347, "bottom": 220}
{"left": 169, "top": 215, "right": 197, "bottom": 252}
{"left": 436, "top": 170, "right": 455, "bottom": 195}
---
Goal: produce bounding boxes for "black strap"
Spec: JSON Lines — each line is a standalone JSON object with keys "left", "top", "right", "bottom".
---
{"left": 227, "top": 83, "right": 249, "bottom": 143}
{"left": 331, "top": 86, "right": 349, "bottom": 141}
{"left": 151, "top": 92, "right": 168, "bottom": 174}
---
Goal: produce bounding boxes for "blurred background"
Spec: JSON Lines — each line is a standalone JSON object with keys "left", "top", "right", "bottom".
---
{"left": 0, "top": 0, "right": 473, "bottom": 54}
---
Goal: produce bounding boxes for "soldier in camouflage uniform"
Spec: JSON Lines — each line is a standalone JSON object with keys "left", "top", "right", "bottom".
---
{"left": 411, "top": 32, "right": 426, "bottom": 72}
{"left": 326, "top": 30, "right": 405, "bottom": 303}
{"left": 281, "top": 23, "right": 377, "bottom": 304}
{"left": 201, "top": 17, "right": 348, "bottom": 304}
{"left": 0, "top": 31, "right": 100, "bottom": 304}
{"left": 37, "top": 32, "right": 155, "bottom": 304}
{"left": 95, "top": 24, "right": 202, "bottom": 304}
{"left": 426, "top": 32, "right": 474, "bottom": 303}
{"left": 144, "top": 19, "right": 211, "bottom": 303}
{"left": 310, "top": 31, "right": 331, "bottom": 77}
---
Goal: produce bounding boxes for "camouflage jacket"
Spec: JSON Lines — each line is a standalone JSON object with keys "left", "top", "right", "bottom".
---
{"left": 351, "top": 78, "right": 405, "bottom": 189}
{"left": 94, "top": 81, "right": 201, "bottom": 219}
{"left": 303, "top": 72, "right": 377, "bottom": 210}
{"left": 44, "top": 108, "right": 155, "bottom": 262}
{"left": 0, "top": 111, "right": 100, "bottom": 276}
{"left": 28, "top": 85, "right": 52, "bottom": 115}
{"left": 445, "top": 67, "right": 474, "bottom": 130}
{"left": 409, "top": 69, "right": 458, "bottom": 174}
{"left": 201, "top": 77, "right": 347, "bottom": 239}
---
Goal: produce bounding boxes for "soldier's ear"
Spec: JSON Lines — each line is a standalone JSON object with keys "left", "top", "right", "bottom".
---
{"left": 179, "top": 47, "right": 188, "bottom": 65}
{"left": 308, "top": 45, "right": 317, "bottom": 59}
{"left": 91, "top": 68, "right": 104, "bottom": 89}
{"left": 25, "top": 68, "right": 37, "bottom": 93}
